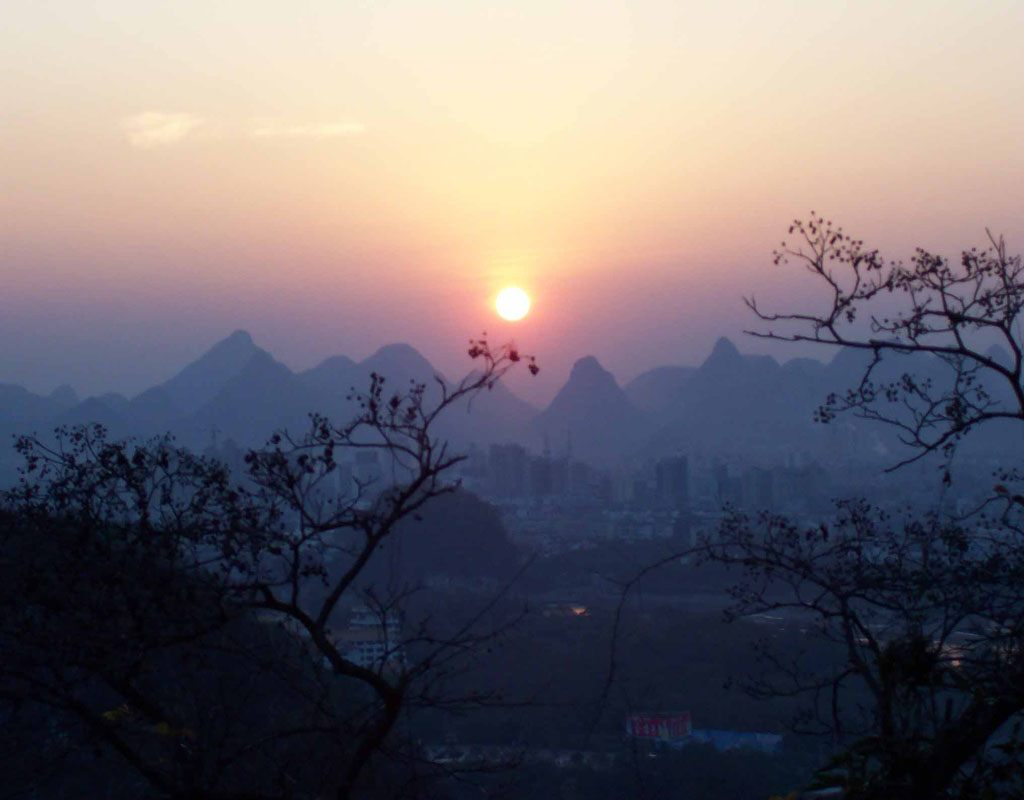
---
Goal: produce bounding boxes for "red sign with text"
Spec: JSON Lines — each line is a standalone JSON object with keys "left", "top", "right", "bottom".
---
{"left": 625, "top": 712, "right": 692, "bottom": 740}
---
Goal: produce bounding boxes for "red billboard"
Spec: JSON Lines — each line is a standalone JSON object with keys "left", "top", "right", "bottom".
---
{"left": 625, "top": 712, "right": 692, "bottom": 740}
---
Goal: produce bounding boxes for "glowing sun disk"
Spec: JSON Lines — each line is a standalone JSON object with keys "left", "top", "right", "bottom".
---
{"left": 495, "top": 287, "right": 530, "bottom": 321}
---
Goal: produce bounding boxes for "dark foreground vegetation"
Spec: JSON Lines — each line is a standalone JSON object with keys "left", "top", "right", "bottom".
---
{"left": 0, "top": 335, "right": 815, "bottom": 800}
{"left": 0, "top": 450, "right": 820, "bottom": 800}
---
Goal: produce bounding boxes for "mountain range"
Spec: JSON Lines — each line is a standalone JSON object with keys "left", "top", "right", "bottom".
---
{"left": 0, "top": 330, "right": 1016, "bottom": 482}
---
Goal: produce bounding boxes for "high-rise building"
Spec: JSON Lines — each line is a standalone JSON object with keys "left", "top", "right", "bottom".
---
{"left": 529, "top": 455, "right": 553, "bottom": 497}
{"left": 741, "top": 466, "right": 774, "bottom": 510}
{"left": 655, "top": 456, "right": 689, "bottom": 510}
{"left": 488, "top": 444, "right": 528, "bottom": 497}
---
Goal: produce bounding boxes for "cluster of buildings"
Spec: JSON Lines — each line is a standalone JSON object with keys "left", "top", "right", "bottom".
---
{"left": 438, "top": 437, "right": 982, "bottom": 555}
{"left": 209, "top": 427, "right": 979, "bottom": 558}
{"left": 257, "top": 604, "right": 406, "bottom": 672}
{"left": 462, "top": 443, "right": 838, "bottom": 515}
{"left": 330, "top": 605, "right": 404, "bottom": 670}
{"left": 421, "top": 711, "right": 781, "bottom": 772}
{"left": 446, "top": 443, "right": 844, "bottom": 553}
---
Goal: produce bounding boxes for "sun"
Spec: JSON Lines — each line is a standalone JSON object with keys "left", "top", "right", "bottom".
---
{"left": 495, "top": 287, "right": 531, "bottom": 321}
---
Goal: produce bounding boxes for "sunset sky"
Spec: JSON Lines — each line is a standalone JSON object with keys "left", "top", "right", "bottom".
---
{"left": 3, "top": 0, "right": 1024, "bottom": 404}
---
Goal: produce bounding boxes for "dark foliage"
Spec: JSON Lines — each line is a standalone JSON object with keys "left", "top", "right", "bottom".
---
{"left": 1, "top": 339, "right": 534, "bottom": 800}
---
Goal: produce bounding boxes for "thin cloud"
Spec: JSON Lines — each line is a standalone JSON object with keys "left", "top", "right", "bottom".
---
{"left": 121, "top": 112, "right": 206, "bottom": 149}
{"left": 119, "top": 114, "right": 365, "bottom": 148}
{"left": 251, "top": 122, "right": 366, "bottom": 139}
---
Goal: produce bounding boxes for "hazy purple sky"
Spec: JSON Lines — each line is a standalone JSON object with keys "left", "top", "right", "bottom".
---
{"left": 4, "top": 1, "right": 1023, "bottom": 404}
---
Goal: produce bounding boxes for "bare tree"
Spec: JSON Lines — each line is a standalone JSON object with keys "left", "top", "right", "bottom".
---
{"left": 1, "top": 337, "right": 536, "bottom": 800}
{"left": 702, "top": 218, "right": 1024, "bottom": 798}
{"left": 747, "top": 214, "right": 1024, "bottom": 469}
{"left": 708, "top": 501, "right": 1024, "bottom": 799}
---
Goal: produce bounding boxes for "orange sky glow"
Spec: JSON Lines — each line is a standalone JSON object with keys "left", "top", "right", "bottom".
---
{"left": 3, "top": 1, "right": 1024, "bottom": 403}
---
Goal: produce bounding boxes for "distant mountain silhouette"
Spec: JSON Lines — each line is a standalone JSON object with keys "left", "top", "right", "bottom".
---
{"left": 345, "top": 344, "right": 537, "bottom": 448}
{"left": 299, "top": 355, "right": 358, "bottom": 404}
{"left": 0, "top": 384, "right": 80, "bottom": 485}
{"left": 112, "top": 330, "right": 267, "bottom": 438}
{"left": 440, "top": 370, "right": 538, "bottom": 447}
{"left": 781, "top": 357, "right": 826, "bottom": 381}
{"left": 314, "top": 343, "right": 539, "bottom": 448}
{"left": 5, "top": 329, "right": 1020, "bottom": 478}
{"left": 59, "top": 392, "right": 129, "bottom": 428}
{"left": 119, "top": 385, "right": 180, "bottom": 435}
{"left": 156, "top": 329, "right": 265, "bottom": 416}
{"left": 645, "top": 337, "right": 830, "bottom": 460}
{"left": 53, "top": 333, "right": 538, "bottom": 451}
{"left": 533, "top": 356, "right": 648, "bottom": 461}
{"left": 361, "top": 343, "right": 442, "bottom": 385}
{"left": 48, "top": 385, "right": 79, "bottom": 412}
{"left": 59, "top": 397, "right": 124, "bottom": 429}
{"left": 0, "top": 383, "right": 77, "bottom": 424}
{"left": 96, "top": 393, "right": 129, "bottom": 413}
{"left": 624, "top": 366, "right": 695, "bottom": 418}
{"left": 188, "top": 350, "right": 312, "bottom": 446}
{"left": 298, "top": 343, "right": 445, "bottom": 427}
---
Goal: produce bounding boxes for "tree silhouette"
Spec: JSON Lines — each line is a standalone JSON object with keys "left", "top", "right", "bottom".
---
{"left": 747, "top": 214, "right": 1024, "bottom": 470}
{"left": 707, "top": 218, "right": 1024, "bottom": 798}
{"left": 1, "top": 337, "right": 535, "bottom": 800}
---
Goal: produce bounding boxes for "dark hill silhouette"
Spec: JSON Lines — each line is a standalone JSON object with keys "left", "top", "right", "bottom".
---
{"left": 648, "top": 337, "right": 827, "bottom": 460}
{"left": 59, "top": 397, "right": 124, "bottom": 429}
{"left": 0, "top": 383, "right": 73, "bottom": 424}
{"left": 158, "top": 329, "right": 265, "bottom": 416}
{"left": 299, "top": 355, "right": 358, "bottom": 403}
{"left": 8, "top": 329, "right": 1019, "bottom": 474}
{"left": 297, "top": 355, "right": 361, "bottom": 425}
{"left": 299, "top": 343, "right": 448, "bottom": 426}
{"left": 347, "top": 344, "right": 537, "bottom": 448}
{"left": 439, "top": 370, "right": 538, "bottom": 447}
{"left": 362, "top": 489, "right": 518, "bottom": 586}
{"left": 817, "top": 342, "right": 986, "bottom": 460}
{"left": 781, "top": 357, "right": 826, "bottom": 381}
{"left": 96, "top": 393, "right": 129, "bottom": 412}
{"left": 117, "top": 330, "right": 267, "bottom": 437}
{"left": 624, "top": 366, "right": 695, "bottom": 418}
{"left": 120, "top": 385, "right": 179, "bottom": 436}
{"left": 61, "top": 392, "right": 129, "bottom": 428}
{"left": 106, "top": 336, "right": 539, "bottom": 451}
{"left": 297, "top": 343, "right": 537, "bottom": 448}
{"left": 0, "top": 383, "right": 82, "bottom": 485}
{"left": 48, "top": 385, "right": 79, "bottom": 412}
{"left": 187, "top": 351, "right": 313, "bottom": 447}
{"left": 361, "top": 342, "right": 442, "bottom": 384}
{"left": 533, "top": 356, "right": 649, "bottom": 461}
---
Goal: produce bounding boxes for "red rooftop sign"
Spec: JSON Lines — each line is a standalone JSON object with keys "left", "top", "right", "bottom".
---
{"left": 625, "top": 712, "right": 692, "bottom": 740}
